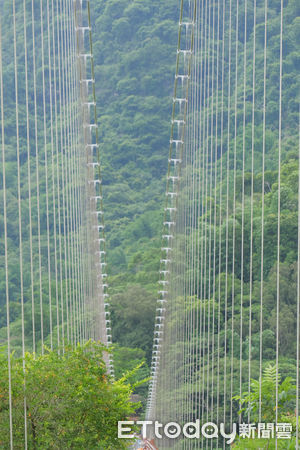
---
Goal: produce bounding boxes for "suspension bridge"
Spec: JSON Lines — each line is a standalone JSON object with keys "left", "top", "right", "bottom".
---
{"left": 0, "top": 0, "right": 299, "bottom": 448}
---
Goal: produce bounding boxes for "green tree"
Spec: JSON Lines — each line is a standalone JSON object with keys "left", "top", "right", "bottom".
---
{"left": 110, "top": 285, "right": 156, "bottom": 361}
{"left": 233, "top": 365, "right": 298, "bottom": 449}
{"left": 0, "top": 342, "right": 138, "bottom": 449}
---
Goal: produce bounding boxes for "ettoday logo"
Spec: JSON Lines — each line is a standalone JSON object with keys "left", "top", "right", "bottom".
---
{"left": 118, "top": 420, "right": 237, "bottom": 444}
{"left": 118, "top": 421, "right": 293, "bottom": 442}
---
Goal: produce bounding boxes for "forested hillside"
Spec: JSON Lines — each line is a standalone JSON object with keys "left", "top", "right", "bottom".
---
{"left": 89, "top": 0, "right": 180, "bottom": 363}
{"left": 89, "top": 0, "right": 299, "bottom": 355}
{"left": 89, "top": 0, "right": 300, "bottom": 415}
{"left": 0, "top": 0, "right": 181, "bottom": 410}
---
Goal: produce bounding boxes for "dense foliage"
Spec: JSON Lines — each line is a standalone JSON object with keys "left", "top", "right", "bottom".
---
{"left": 157, "top": 153, "right": 300, "bottom": 423}
{"left": 0, "top": 342, "right": 138, "bottom": 448}
{"left": 90, "top": 0, "right": 300, "bottom": 369}
{"left": 88, "top": 1, "right": 300, "bottom": 432}
{"left": 233, "top": 365, "right": 298, "bottom": 448}
{"left": 90, "top": 0, "right": 181, "bottom": 356}
{"left": 0, "top": 0, "right": 181, "bottom": 382}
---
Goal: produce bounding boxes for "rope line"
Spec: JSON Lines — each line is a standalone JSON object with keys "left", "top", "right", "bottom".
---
{"left": 12, "top": 0, "right": 27, "bottom": 444}
{"left": 0, "top": 19, "right": 13, "bottom": 450}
